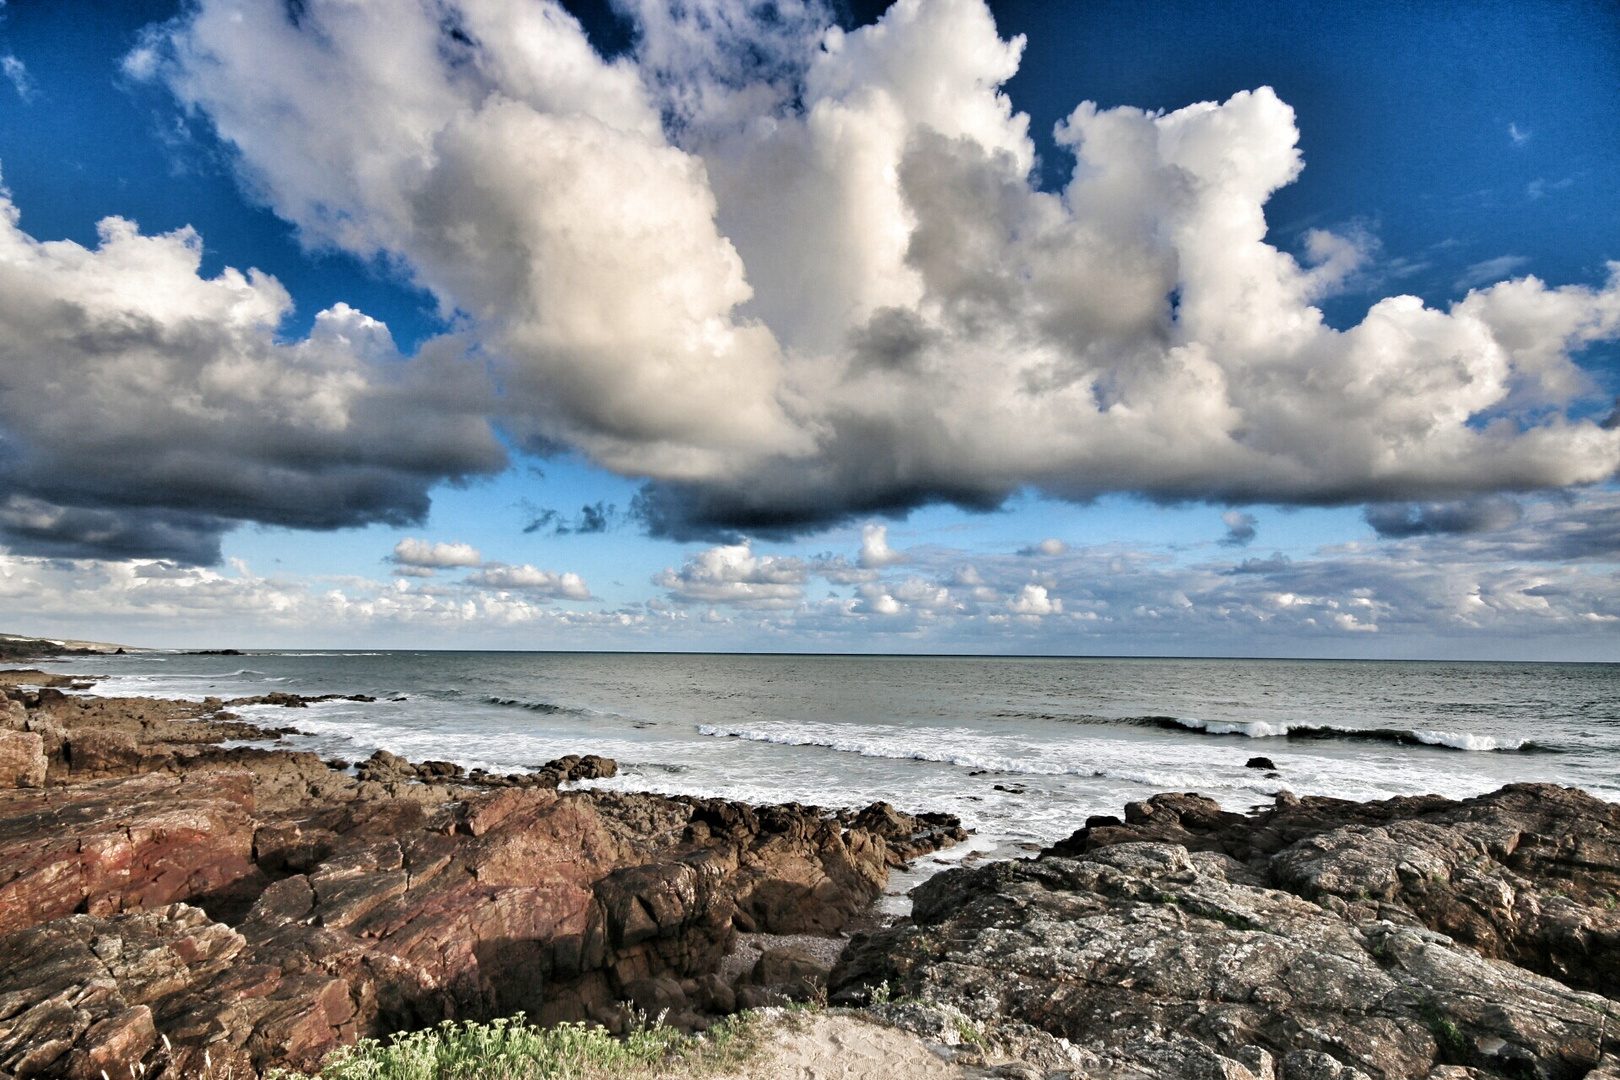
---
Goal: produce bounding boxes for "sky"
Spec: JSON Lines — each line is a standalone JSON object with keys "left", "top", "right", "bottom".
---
{"left": 0, "top": 0, "right": 1618, "bottom": 656}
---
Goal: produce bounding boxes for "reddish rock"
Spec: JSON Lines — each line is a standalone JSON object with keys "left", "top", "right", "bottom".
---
{"left": 65, "top": 1005, "right": 157, "bottom": 1080}
{"left": 0, "top": 770, "right": 259, "bottom": 934}
{"left": 0, "top": 678, "right": 968, "bottom": 1079}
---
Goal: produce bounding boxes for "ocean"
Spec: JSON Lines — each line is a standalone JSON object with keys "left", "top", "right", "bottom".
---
{"left": 42, "top": 651, "right": 1620, "bottom": 902}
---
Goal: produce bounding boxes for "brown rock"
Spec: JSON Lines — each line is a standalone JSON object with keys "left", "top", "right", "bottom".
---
{"left": 0, "top": 729, "right": 45, "bottom": 788}
{"left": 0, "top": 679, "right": 944, "bottom": 1078}
{"left": 0, "top": 771, "right": 259, "bottom": 934}
{"left": 747, "top": 946, "right": 830, "bottom": 1000}
{"left": 65, "top": 729, "right": 144, "bottom": 777}
{"left": 65, "top": 1005, "right": 157, "bottom": 1080}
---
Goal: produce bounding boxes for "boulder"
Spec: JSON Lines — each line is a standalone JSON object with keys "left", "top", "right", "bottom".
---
{"left": 0, "top": 729, "right": 45, "bottom": 787}
{"left": 65, "top": 728, "right": 146, "bottom": 776}
{"left": 746, "top": 945, "right": 831, "bottom": 1000}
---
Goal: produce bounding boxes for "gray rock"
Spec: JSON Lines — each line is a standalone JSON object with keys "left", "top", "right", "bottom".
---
{"left": 833, "top": 839, "right": 1617, "bottom": 1080}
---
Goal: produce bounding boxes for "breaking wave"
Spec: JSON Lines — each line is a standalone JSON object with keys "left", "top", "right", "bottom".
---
{"left": 482, "top": 695, "right": 595, "bottom": 718}
{"left": 696, "top": 723, "right": 1244, "bottom": 788}
{"left": 1144, "top": 715, "right": 1547, "bottom": 752}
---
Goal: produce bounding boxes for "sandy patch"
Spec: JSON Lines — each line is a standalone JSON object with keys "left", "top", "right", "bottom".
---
{"left": 707, "top": 1013, "right": 972, "bottom": 1080}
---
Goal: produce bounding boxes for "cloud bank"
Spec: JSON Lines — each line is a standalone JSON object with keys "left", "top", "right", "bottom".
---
{"left": 0, "top": 203, "right": 505, "bottom": 562}
{"left": 5, "top": 0, "right": 1619, "bottom": 563}
{"left": 12, "top": 494, "right": 1620, "bottom": 656}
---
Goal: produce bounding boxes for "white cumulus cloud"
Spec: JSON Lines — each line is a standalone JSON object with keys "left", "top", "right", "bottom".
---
{"left": 654, "top": 541, "right": 808, "bottom": 608}
{"left": 1007, "top": 583, "right": 1061, "bottom": 616}
{"left": 464, "top": 563, "right": 592, "bottom": 599}
{"left": 857, "top": 523, "right": 908, "bottom": 568}
{"left": 391, "top": 538, "right": 484, "bottom": 568}
{"left": 53, "top": 0, "right": 1620, "bottom": 547}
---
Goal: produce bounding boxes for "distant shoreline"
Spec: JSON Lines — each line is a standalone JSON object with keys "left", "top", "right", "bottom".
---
{"left": 30, "top": 639, "right": 1620, "bottom": 665}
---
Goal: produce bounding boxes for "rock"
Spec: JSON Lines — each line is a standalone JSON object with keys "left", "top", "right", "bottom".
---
{"left": 692, "top": 972, "right": 736, "bottom": 1014}
{"left": 9, "top": 680, "right": 1604, "bottom": 1080}
{"left": 836, "top": 820, "right": 1620, "bottom": 1080}
{"left": 65, "top": 728, "right": 155, "bottom": 777}
{"left": 0, "top": 905, "right": 246, "bottom": 1079}
{"left": 1045, "top": 783, "right": 1620, "bottom": 998}
{"left": 64, "top": 1005, "right": 157, "bottom": 1080}
{"left": 1283, "top": 1049, "right": 1373, "bottom": 1080}
{"left": 0, "top": 675, "right": 1098, "bottom": 1078}
{"left": 1246, "top": 756, "right": 1277, "bottom": 770}
{"left": 1, "top": 698, "right": 27, "bottom": 730}
{"left": 621, "top": 975, "right": 687, "bottom": 1020}
{"left": 746, "top": 946, "right": 830, "bottom": 1000}
{"left": 850, "top": 801, "right": 968, "bottom": 866}
{"left": 0, "top": 729, "right": 45, "bottom": 787}
{"left": 0, "top": 770, "right": 261, "bottom": 934}
{"left": 355, "top": 749, "right": 412, "bottom": 781}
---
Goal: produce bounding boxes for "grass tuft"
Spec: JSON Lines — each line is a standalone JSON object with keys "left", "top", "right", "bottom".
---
{"left": 1416, "top": 998, "right": 1469, "bottom": 1064}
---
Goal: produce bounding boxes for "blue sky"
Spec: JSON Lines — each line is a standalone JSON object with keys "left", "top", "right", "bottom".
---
{"left": 0, "top": 0, "right": 1617, "bottom": 656}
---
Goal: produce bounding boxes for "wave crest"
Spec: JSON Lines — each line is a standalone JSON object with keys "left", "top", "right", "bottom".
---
{"left": 1149, "top": 716, "right": 1544, "bottom": 752}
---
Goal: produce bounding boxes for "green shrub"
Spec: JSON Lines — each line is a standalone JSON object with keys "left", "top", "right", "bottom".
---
{"left": 269, "top": 1013, "right": 756, "bottom": 1080}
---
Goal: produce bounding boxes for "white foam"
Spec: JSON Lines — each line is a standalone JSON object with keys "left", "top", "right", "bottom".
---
{"left": 1174, "top": 718, "right": 1294, "bottom": 738}
{"left": 1411, "top": 729, "right": 1525, "bottom": 751}
{"left": 1172, "top": 715, "right": 1527, "bottom": 751}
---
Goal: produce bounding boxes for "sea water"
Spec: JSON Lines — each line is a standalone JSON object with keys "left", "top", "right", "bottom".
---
{"left": 42, "top": 652, "right": 1620, "bottom": 872}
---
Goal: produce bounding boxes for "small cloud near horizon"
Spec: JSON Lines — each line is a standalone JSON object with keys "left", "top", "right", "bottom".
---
{"left": 391, "top": 538, "right": 482, "bottom": 568}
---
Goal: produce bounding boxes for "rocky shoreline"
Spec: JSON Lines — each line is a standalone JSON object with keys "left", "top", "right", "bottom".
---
{"left": 0, "top": 669, "right": 965, "bottom": 1079}
{"left": 0, "top": 668, "right": 1616, "bottom": 1080}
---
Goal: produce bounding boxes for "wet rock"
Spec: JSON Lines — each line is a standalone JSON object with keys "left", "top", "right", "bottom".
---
{"left": 849, "top": 801, "right": 968, "bottom": 866}
{"left": 1246, "top": 756, "right": 1277, "bottom": 770}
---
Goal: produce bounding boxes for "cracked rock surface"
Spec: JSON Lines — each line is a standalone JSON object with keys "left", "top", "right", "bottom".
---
{"left": 832, "top": 785, "right": 1620, "bottom": 1080}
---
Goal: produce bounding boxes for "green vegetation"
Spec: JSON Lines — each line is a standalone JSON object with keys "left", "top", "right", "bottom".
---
{"left": 1416, "top": 998, "right": 1469, "bottom": 1063}
{"left": 952, "top": 1014, "right": 989, "bottom": 1051}
{"left": 267, "top": 1013, "right": 760, "bottom": 1080}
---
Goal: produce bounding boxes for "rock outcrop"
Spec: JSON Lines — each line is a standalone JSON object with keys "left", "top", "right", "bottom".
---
{"left": 1048, "top": 784, "right": 1620, "bottom": 998}
{"left": 832, "top": 784, "right": 1620, "bottom": 1080}
{"left": 0, "top": 673, "right": 965, "bottom": 1080}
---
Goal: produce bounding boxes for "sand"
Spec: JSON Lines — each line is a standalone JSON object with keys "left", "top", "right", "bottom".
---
{"left": 707, "top": 1013, "right": 978, "bottom": 1080}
